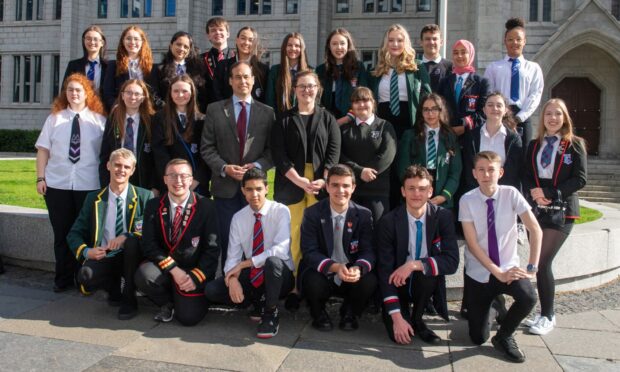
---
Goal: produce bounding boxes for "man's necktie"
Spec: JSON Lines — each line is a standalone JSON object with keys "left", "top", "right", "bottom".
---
{"left": 427, "top": 130, "right": 436, "bottom": 169}
{"left": 217, "top": 50, "right": 224, "bottom": 62}
{"left": 171, "top": 206, "right": 183, "bottom": 244}
{"left": 124, "top": 117, "right": 135, "bottom": 154}
{"left": 237, "top": 101, "right": 247, "bottom": 162}
{"left": 510, "top": 58, "right": 521, "bottom": 102}
{"left": 249, "top": 213, "right": 265, "bottom": 288}
{"left": 486, "top": 198, "right": 500, "bottom": 266}
{"left": 115, "top": 196, "right": 124, "bottom": 237}
{"left": 389, "top": 69, "right": 400, "bottom": 116}
{"left": 87, "top": 60, "right": 97, "bottom": 81}
{"left": 541, "top": 136, "right": 558, "bottom": 168}
{"left": 68, "top": 114, "right": 80, "bottom": 163}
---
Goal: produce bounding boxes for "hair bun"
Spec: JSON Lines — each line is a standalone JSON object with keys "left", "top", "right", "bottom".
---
{"left": 505, "top": 17, "right": 525, "bottom": 30}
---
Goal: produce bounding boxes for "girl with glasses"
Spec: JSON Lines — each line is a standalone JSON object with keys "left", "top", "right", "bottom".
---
{"left": 63, "top": 25, "right": 108, "bottom": 97}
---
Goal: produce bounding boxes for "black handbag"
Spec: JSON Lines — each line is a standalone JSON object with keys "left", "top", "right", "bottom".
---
{"left": 533, "top": 190, "right": 567, "bottom": 227}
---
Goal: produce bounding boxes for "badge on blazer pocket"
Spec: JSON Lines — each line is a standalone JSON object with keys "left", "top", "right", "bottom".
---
{"left": 191, "top": 236, "right": 200, "bottom": 248}
{"left": 563, "top": 153, "right": 572, "bottom": 165}
{"left": 465, "top": 95, "right": 478, "bottom": 112}
{"left": 191, "top": 143, "right": 198, "bottom": 154}
{"left": 349, "top": 240, "right": 359, "bottom": 254}
{"left": 143, "top": 143, "right": 152, "bottom": 153}
{"left": 432, "top": 236, "right": 442, "bottom": 251}
{"left": 135, "top": 219, "right": 143, "bottom": 234}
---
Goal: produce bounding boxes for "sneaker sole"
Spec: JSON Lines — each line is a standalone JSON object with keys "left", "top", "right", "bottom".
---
{"left": 528, "top": 326, "right": 553, "bottom": 335}
{"left": 257, "top": 327, "right": 279, "bottom": 339}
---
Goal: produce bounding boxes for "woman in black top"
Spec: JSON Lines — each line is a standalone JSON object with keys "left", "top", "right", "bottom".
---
{"left": 63, "top": 25, "right": 108, "bottom": 97}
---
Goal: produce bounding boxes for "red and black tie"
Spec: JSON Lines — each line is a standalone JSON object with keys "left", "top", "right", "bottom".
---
{"left": 249, "top": 212, "right": 264, "bottom": 288}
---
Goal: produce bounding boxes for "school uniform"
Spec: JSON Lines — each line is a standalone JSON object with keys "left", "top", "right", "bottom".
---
{"left": 397, "top": 127, "right": 462, "bottom": 209}
{"left": 151, "top": 60, "right": 207, "bottom": 112}
{"left": 63, "top": 56, "right": 109, "bottom": 96}
{"left": 102, "top": 60, "right": 159, "bottom": 112}
{"left": 377, "top": 203, "right": 459, "bottom": 342}
{"left": 214, "top": 56, "right": 269, "bottom": 103}
{"left": 99, "top": 113, "right": 155, "bottom": 190}
{"left": 315, "top": 61, "right": 369, "bottom": 118}
{"left": 422, "top": 56, "right": 452, "bottom": 93}
{"left": 201, "top": 47, "right": 235, "bottom": 109}
{"left": 299, "top": 199, "right": 377, "bottom": 321}
{"left": 437, "top": 72, "right": 490, "bottom": 132}
{"left": 137, "top": 192, "right": 219, "bottom": 326}
{"left": 265, "top": 64, "right": 313, "bottom": 116}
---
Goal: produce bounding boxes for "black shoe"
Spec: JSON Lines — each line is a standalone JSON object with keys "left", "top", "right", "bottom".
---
{"left": 491, "top": 334, "right": 526, "bottom": 363}
{"left": 424, "top": 302, "right": 438, "bottom": 316}
{"left": 154, "top": 303, "right": 175, "bottom": 323}
{"left": 311, "top": 310, "right": 333, "bottom": 332}
{"left": 339, "top": 313, "right": 359, "bottom": 331}
{"left": 118, "top": 300, "right": 138, "bottom": 320}
{"left": 414, "top": 322, "right": 441, "bottom": 344}
{"left": 257, "top": 308, "right": 279, "bottom": 339}
{"left": 284, "top": 293, "right": 300, "bottom": 312}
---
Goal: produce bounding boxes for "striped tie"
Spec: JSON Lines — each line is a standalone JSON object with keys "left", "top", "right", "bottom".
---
{"left": 389, "top": 69, "right": 400, "bottom": 116}
{"left": 541, "top": 136, "right": 558, "bottom": 168}
{"left": 249, "top": 213, "right": 265, "bottom": 288}
{"left": 510, "top": 58, "right": 521, "bottom": 102}
{"left": 124, "top": 117, "right": 135, "bottom": 154}
{"left": 171, "top": 206, "right": 183, "bottom": 244}
{"left": 115, "top": 196, "right": 124, "bottom": 237}
{"left": 175, "top": 63, "right": 185, "bottom": 76}
{"left": 87, "top": 60, "right": 97, "bottom": 81}
{"left": 427, "top": 130, "right": 436, "bottom": 169}
{"left": 414, "top": 220, "right": 423, "bottom": 260}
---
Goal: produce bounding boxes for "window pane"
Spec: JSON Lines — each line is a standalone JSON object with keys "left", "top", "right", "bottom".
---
{"left": 34, "top": 55, "right": 41, "bottom": 102}
{"left": 417, "top": 0, "right": 431, "bottom": 11}
{"left": 391, "top": 0, "right": 402, "bottom": 12}
{"left": 16, "top": 0, "right": 22, "bottom": 20}
{"left": 250, "top": 0, "right": 258, "bottom": 14}
{"left": 13, "top": 56, "right": 20, "bottom": 102}
{"left": 98, "top": 0, "right": 107, "bottom": 18}
{"left": 0, "top": 0, "right": 3, "bottom": 21}
{"left": 24, "top": 56, "right": 31, "bottom": 102}
{"left": 36, "top": 0, "right": 43, "bottom": 20}
{"left": 132, "top": 0, "right": 140, "bottom": 17}
{"left": 52, "top": 55, "right": 60, "bottom": 99}
{"left": 164, "top": 0, "right": 175, "bottom": 16}
{"left": 263, "top": 0, "right": 271, "bottom": 14}
{"left": 530, "top": 0, "right": 538, "bottom": 21}
{"left": 286, "top": 0, "right": 298, "bottom": 14}
{"left": 120, "top": 0, "right": 128, "bottom": 17}
{"left": 144, "top": 0, "right": 151, "bottom": 16}
{"left": 237, "top": 0, "right": 246, "bottom": 15}
{"left": 26, "top": 0, "right": 33, "bottom": 20}
{"left": 54, "top": 0, "right": 61, "bottom": 19}
{"left": 378, "top": 0, "right": 387, "bottom": 12}
{"left": 363, "top": 0, "right": 373, "bottom": 12}
{"left": 336, "top": 0, "right": 349, "bottom": 13}
{"left": 212, "top": 0, "right": 223, "bottom": 15}
{"left": 613, "top": 0, "right": 620, "bottom": 20}
{"left": 362, "top": 51, "right": 375, "bottom": 71}
{"left": 542, "top": 0, "right": 551, "bottom": 22}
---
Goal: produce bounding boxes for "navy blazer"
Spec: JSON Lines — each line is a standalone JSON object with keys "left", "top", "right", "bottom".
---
{"left": 438, "top": 73, "right": 490, "bottom": 130}
{"left": 298, "top": 199, "right": 376, "bottom": 289}
{"left": 102, "top": 60, "right": 159, "bottom": 111}
{"left": 523, "top": 138, "right": 587, "bottom": 219}
{"left": 63, "top": 57, "right": 108, "bottom": 97}
{"left": 376, "top": 203, "right": 459, "bottom": 319}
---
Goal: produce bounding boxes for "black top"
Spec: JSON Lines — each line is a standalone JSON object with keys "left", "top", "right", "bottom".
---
{"left": 301, "top": 114, "right": 314, "bottom": 162}
{"left": 424, "top": 58, "right": 453, "bottom": 92}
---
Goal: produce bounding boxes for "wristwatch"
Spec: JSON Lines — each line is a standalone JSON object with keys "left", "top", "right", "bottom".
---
{"left": 526, "top": 264, "right": 538, "bottom": 273}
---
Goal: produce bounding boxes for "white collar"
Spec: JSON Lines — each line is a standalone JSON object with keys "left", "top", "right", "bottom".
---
{"left": 356, "top": 114, "right": 375, "bottom": 126}
{"left": 422, "top": 55, "right": 442, "bottom": 64}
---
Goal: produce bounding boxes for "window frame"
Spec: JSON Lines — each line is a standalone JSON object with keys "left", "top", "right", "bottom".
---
{"left": 335, "top": 0, "right": 349, "bottom": 13}
{"left": 285, "top": 0, "right": 298, "bottom": 14}
{"left": 363, "top": 0, "right": 403, "bottom": 14}
{"left": 529, "top": 0, "right": 552, "bottom": 22}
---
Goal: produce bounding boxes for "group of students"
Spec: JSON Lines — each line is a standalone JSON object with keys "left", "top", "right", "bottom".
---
{"left": 28, "top": 15, "right": 588, "bottom": 364}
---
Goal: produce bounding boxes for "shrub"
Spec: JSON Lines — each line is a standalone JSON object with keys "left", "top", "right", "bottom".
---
{"left": 0, "top": 129, "right": 40, "bottom": 153}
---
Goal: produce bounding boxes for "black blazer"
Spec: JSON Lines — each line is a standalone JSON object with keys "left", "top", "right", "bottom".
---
{"left": 63, "top": 57, "right": 108, "bottom": 97}
{"left": 523, "top": 138, "right": 587, "bottom": 219}
{"left": 376, "top": 203, "right": 459, "bottom": 319}
{"left": 151, "top": 111, "right": 210, "bottom": 194}
{"left": 271, "top": 106, "right": 341, "bottom": 205}
{"left": 214, "top": 57, "right": 269, "bottom": 104}
{"left": 102, "top": 60, "right": 160, "bottom": 112}
{"left": 462, "top": 124, "right": 523, "bottom": 192}
{"left": 200, "top": 47, "right": 235, "bottom": 110}
{"left": 438, "top": 73, "right": 490, "bottom": 131}
{"left": 99, "top": 115, "right": 155, "bottom": 190}
{"left": 141, "top": 192, "right": 219, "bottom": 290}
{"left": 298, "top": 199, "right": 376, "bottom": 289}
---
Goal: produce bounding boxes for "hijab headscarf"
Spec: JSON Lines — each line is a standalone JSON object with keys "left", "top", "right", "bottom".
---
{"left": 452, "top": 39, "right": 476, "bottom": 75}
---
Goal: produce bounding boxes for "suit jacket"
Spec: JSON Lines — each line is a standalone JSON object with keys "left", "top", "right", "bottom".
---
{"left": 99, "top": 115, "right": 155, "bottom": 190}
{"left": 462, "top": 124, "right": 522, "bottom": 192}
{"left": 151, "top": 111, "right": 209, "bottom": 194}
{"left": 141, "top": 192, "right": 219, "bottom": 289}
{"left": 67, "top": 184, "right": 153, "bottom": 263}
{"left": 438, "top": 73, "right": 490, "bottom": 131}
{"left": 298, "top": 199, "right": 376, "bottom": 289}
{"left": 63, "top": 57, "right": 108, "bottom": 97}
{"left": 523, "top": 138, "right": 587, "bottom": 218}
{"left": 316, "top": 61, "right": 369, "bottom": 117}
{"left": 102, "top": 60, "right": 159, "bottom": 112}
{"left": 200, "top": 97, "right": 275, "bottom": 198}
{"left": 369, "top": 62, "right": 432, "bottom": 130}
{"left": 397, "top": 128, "right": 462, "bottom": 208}
{"left": 376, "top": 203, "right": 459, "bottom": 319}
{"left": 271, "top": 106, "right": 341, "bottom": 205}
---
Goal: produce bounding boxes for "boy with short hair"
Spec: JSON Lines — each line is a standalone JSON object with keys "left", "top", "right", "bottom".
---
{"left": 420, "top": 24, "right": 453, "bottom": 92}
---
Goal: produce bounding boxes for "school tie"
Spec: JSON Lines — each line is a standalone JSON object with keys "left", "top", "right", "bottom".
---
{"left": 454, "top": 76, "right": 463, "bottom": 106}
{"left": 178, "top": 113, "right": 187, "bottom": 132}
{"left": 486, "top": 198, "right": 500, "bottom": 266}
{"left": 115, "top": 196, "right": 125, "bottom": 237}
{"left": 541, "top": 136, "right": 558, "bottom": 168}
{"left": 171, "top": 205, "right": 183, "bottom": 245}
{"left": 414, "top": 220, "right": 423, "bottom": 260}
{"left": 124, "top": 117, "right": 135, "bottom": 154}
{"left": 217, "top": 50, "right": 224, "bottom": 62}
{"left": 509, "top": 58, "right": 521, "bottom": 102}
{"left": 175, "top": 63, "right": 185, "bottom": 76}
{"left": 237, "top": 101, "right": 247, "bottom": 162}
{"left": 249, "top": 213, "right": 265, "bottom": 288}
{"left": 334, "top": 65, "right": 344, "bottom": 110}
{"left": 129, "top": 60, "right": 138, "bottom": 79}
{"left": 331, "top": 215, "right": 347, "bottom": 286}
{"left": 290, "top": 68, "right": 297, "bottom": 81}
{"left": 427, "top": 130, "right": 437, "bottom": 169}
{"left": 68, "top": 113, "right": 80, "bottom": 163}
{"left": 87, "top": 60, "right": 97, "bottom": 81}
{"left": 389, "top": 69, "right": 400, "bottom": 116}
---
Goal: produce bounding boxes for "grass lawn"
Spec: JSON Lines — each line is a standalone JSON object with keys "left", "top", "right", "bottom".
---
{"left": 0, "top": 159, "right": 603, "bottom": 225}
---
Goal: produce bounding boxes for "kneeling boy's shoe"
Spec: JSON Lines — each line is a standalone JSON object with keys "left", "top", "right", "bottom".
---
{"left": 154, "top": 303, "right": 175, "bottom": 323}
{"left": 312, "top": 310, "right": 333, "bottom": 332}
{"left": 491, "top": 334, "right": 526, "bottom": 363}
{"left": 414, "top": 321, "right": 441, "bottom": 344}
{"left": 257, "top": 308, "right": 279, "bottom": 339}
{"left": 339, "top": 312, "right": 359, "bottom": 331}
{"left": 118, "top": 300, "right": 138, "bottom": 320}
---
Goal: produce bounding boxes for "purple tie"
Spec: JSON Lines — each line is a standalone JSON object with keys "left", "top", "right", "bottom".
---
{"left": 486, "top": 198, "right": 500, "bottom": 266}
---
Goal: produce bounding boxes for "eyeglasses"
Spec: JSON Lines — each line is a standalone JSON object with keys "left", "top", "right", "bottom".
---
{"left": 124, "top": 37, "right": 142, "bottom": 43}
{"left": 422, "top": 107, "right": 441, "bottom": 113}
{"left": 84, "top": 37, "right": 103, "bottom": 43}
{"left": 165, "top": 173, "right": 193, "bottom": 181}
{"left": 296, "top": 84, "right": 318, "bottom": 91}
{"left": 122, "top": 91, "right": 144, "bottom": 98}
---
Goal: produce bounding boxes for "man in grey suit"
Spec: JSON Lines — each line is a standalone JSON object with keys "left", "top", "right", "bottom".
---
{"left": 201, "top": 61, "right": 275, "bottom": 269}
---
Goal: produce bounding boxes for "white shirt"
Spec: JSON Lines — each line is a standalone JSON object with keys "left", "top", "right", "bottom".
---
{"left": 224, "top": 200, "right": 294, "bottom": 274}
{"left": 169, "top": 193, "right": 191, "bottom": 224}
{"left": 454, "top": 72, "right": 470, "bottom": 90}
{"left": 35, "top": 108, "right": 106, "bottom": 190}
{"left": 84, "top": 57, "right": 102, "bottom": 91}
{"left": 536, "top": 134, "right": 562, "bottom": 179}
{"left": 102, "top": 186, "right": 129, "bottom": 247}
{"left": 422, "top": 55, "right": 442, "bottom": 64}
{"left": 425, "top": 124, "right": 440, "bottom": 169}
{"left": 128, "top": 59, "right": 143, "bottom": 80}
{"left": 378, "top": 68, "right": 407, "bottom": 102}
{"left": 406, "top": 210, "right": 428, "bottom": 261}
{"left": 480, "top": 123, "right": 507, "bottom": 165}
{"left": 355, "top": 114, "right": 375, "bottom": 126}
{"left": 124, "top": 113, "right": 140, "bottom": 151}
{"left": 458, "top": 185, "right": 530, "bottom": 283}
{"left": 484, "top": 55, "right": 544, "bottom": 122}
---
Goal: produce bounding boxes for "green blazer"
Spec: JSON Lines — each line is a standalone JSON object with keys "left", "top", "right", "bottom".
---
{"left": 67, "top": 184, "right": 153, "bottom": 263}
{"left": 397, "top": 128, "right": 462, "bottom": 208}
{"left": 369, "top": 61, "right": 431, "bottom": 129}
{"left": 316, "top": 61, "right": 369, "bottom": 117}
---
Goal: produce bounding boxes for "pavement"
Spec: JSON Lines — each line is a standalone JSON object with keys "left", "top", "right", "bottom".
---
{"left": 1, "top": 266, "right": 619, "bottom": 371}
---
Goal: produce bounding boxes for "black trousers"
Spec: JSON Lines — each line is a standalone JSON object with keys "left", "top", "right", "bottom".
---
{"left": 510, "top": 105, "right": 531, "bottom": 153}
{"left": 45, "top": 187, "right": 93, "bottom": 288}
{"left": 465, "top": 274, "right": 537, "bottom": 345}
{"left": 381, "top": 272, "right": 439, "bottom": 342}
{"left": 205, "top": 256, "right": 294, "bottom": 309}
{"left": 302, "top": 269, "right": 377, "bottom": 319}
{"left": 135, "top": 261, "right": 208, "bottom": 326}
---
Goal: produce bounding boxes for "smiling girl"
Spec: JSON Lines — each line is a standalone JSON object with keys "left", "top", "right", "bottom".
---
{"left": 63, "top": 25, "right": 108, "bottom": 96}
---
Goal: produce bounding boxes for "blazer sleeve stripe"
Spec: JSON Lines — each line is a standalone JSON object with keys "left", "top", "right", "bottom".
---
{"left": 383, "top": 296, "right": 399, "bottom": 304}
{"left": 75, "top": 244, "right": 88, "bottom": 260}
{"left": 190, "top": 268, "right": 206, "bottom": 283}
{"left": 318, "top": 258, "right": 331, "bottom": 273}
{"left": 158, "top": 256, "right": 176, "bottom": 271}
{"left": 429, "top": 257, "right": 439, "bottom": 276}
{"left": 356, "top": 259, "right": 372, "bottom": 272}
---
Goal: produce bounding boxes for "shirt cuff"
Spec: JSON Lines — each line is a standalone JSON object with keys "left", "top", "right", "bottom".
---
{"left": 220, "top": 164, "right": 227, "bottom": 178}
{"left": 253, "top": 162, "right": 262, "bottom": 170}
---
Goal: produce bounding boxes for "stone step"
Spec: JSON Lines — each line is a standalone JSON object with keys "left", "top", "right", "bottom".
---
{"left": 578, "top": 190, "right": 620, "bottom": 199}
{"left": 588, "top": 173, "right": 620, "bottom": 180}
{"left": 581, "top": 185, "right": 620, "bottom": 192}
{"left": 588, "top": 159, "right": 620, "bottom": 165}
{"left": 587, "top": 179, "right": 620, "bottom": 186}
{"left": 581, "top": 196, "right": 620, "bottom": 203}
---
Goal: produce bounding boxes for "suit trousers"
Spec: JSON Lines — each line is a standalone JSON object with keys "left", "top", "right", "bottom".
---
{"left": 214, "top": 190, "right": 248, "bottom": 273}
{"left": 45, "top": 187, "right": 93, "bottom": 288}
{"left": 135, "top": 261, "right": 208, "bottom": 326}
{"left": 205, "top": 256, "right": 294, "bottom": 309}
{"left": 287, "top": 163, "right": 318, "bottom": 275}
{"left": 465, "top": 274, "right": 537, "bottom": 345}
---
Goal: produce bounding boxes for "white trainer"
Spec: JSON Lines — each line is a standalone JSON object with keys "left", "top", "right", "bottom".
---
{"left": 529, "top": 315, "right": 556, "bottom": 335}
{"left": 524, "top": 314, "right": 541, "bottom": 327}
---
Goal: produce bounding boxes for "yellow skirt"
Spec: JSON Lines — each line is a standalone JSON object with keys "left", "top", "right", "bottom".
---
{"left": 287, "top": 163, "right": 318, "bottom": 276}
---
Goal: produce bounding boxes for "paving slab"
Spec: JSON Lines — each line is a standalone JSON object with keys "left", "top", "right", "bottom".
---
{"left": 84, "top": 355, "right": 225, "bottom": 372}
{"left": 0, "top": 295, "right": 49, "bottom": 320}
{"left": 445, "top": 316, "right": 547, "bottom": 348}
{"left": 450, "top": 344, "right": 561, "bottom": 371}
{"left": 0, "top": 331, "right": 114, "bottom": 372}
{"left": 278, "top": 339, "right": 452, "bottom": 371}
{"left": 0, "top": 294, "right": 157, "bottom": 347}
{"left": 555, "top": 355, "right": 620, "bottom": 372}
{"left": 542, "top": 327, "right": 620, "bottom": 360}
{"left": 600, "top": 309, "right": 620, "bottom": 329}
{"left": 555, "top": 310, "right": 620, "bottom": 331}
{"left": 0, "top": 282, "right": 66, "bottom": 301}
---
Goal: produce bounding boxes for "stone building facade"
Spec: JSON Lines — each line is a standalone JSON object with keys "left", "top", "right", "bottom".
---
{"left": 0, "top": 0, "right": 619, "bottom": 156}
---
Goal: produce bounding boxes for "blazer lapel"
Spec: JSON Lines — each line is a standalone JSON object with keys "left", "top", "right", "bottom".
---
{"left": 93, "top": 187, "right": 109, "bottom": 247}
{"left": 125, "top": 185, "right": 138, "bottom": 232}
{"left": 224, "top": 99, "right": 239, "bottom": 142}
{"left": 159, "top": 195, "right": 173, "bottom": 247}
{"left": 291, "top": 109, "right": 308, "bottom": 160}
{"left": 342, "top": 205, "right": 358, "bottom": 258}
{"left": 425, "top": 204, "right": 437, "bottom": 255}
{"left": 461, "top": 75, "right": 475, "bottom": 97}
{"left": 320, "top": 202, "right": 334, "bottom": 258}
{"left": 136, "top": 123, "right": 146, "bottom": 164}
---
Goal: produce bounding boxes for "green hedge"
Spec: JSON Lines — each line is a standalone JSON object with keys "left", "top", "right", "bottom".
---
{"left": 0, "top": 129, "right": 40, "bottom": 153}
